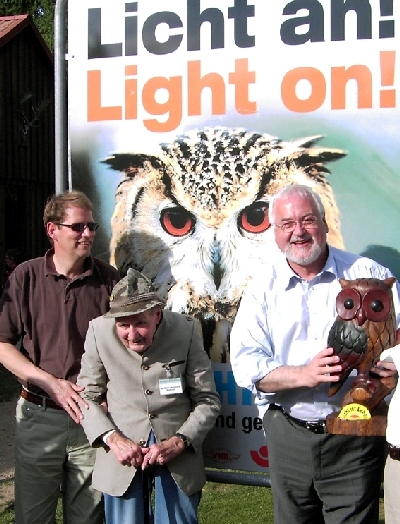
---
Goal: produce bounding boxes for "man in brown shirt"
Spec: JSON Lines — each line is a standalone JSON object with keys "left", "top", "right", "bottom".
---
{"left": 0, "top": 190, "right": 120, "bottom": 524}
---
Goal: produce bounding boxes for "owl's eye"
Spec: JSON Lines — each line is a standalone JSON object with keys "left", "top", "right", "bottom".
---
{"left": 363, "top": 289, "right": 391, "bottom": 322}
{"left": 343, "top": 298, "right": 354, "bottom": 310}
{"left": 239, "top": 202, "right": 270, "bottom": 234}
{"left": 336, "top": 288, "right": 361, "bottom": 320}
{"left": 160, "top": 208, "right": 195, "bottom": 237}
{"left": 370, "top": 300, "right": 384, "bottom": 312}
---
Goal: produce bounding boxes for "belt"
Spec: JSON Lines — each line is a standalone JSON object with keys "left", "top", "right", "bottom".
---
{"left": 20, "top": 388, "right": 63, "bottom": 410}
{"left": 271, "top": 404, "right": 326, "bottom": 434}
{"left": 388, "top": 444, "right": 400, "bottom": 461}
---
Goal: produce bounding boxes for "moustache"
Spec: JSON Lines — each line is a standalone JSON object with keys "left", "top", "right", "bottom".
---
{"left": 289, "top": 233, "right": 313, "bottom": 243}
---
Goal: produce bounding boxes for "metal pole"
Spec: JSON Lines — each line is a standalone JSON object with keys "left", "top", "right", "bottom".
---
{"left": 206, "top": 469, "right": 272, "bottom": 488}
{"left": 54, "top": 0, "right": 69, "bottom": 193}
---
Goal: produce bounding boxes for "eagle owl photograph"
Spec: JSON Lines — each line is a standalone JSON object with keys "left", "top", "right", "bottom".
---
{"left": 103, "top": 127, "right": 346, "bottom": 362}
{"left": 327, "top": 277, "right": 397, "bottom": 400}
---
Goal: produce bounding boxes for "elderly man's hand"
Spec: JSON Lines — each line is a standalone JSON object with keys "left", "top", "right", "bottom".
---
{"left": 141, "top": 436, "right": 186, "bottom": 469}
{"left": 106, "top": 432, "right": 144, "bottom": 467}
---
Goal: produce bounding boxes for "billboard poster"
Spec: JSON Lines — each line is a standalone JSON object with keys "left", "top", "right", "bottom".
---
{"left": 68, "top": 0, "right": 399, "bottom": 473}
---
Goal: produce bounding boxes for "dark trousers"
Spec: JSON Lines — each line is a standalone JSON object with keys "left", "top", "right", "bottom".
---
{"left": 264, "top": 408, "right": 385, "bottom": 524}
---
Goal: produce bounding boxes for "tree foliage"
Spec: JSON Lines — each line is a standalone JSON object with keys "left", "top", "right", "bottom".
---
{"left": 1, "top": 0, "right": 55, "bottom": 50}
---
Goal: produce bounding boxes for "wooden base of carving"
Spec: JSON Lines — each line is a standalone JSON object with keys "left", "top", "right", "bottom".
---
{"left": 326, "top": 401, "right": 388, "bottom": 437}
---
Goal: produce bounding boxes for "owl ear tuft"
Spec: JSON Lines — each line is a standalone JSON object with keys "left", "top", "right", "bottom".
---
{"left": 384, "top": 277, "right": 396, "bottom": 288}
{"left": 102, "top": 153, "right": 164, "bottom": 177}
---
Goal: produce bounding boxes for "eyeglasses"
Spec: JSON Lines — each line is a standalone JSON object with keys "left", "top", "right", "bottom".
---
{"left": 274, "top": 215, "right": 319, "bottom": 232}
{"left": 57, "top": 222, "right": 99, "bottom": 232}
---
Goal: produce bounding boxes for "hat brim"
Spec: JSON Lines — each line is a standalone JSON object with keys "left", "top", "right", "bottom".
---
{"left": 104, "top": 298, "right": 165, "bottom": 318}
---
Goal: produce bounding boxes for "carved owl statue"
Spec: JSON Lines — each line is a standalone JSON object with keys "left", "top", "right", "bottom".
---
{"left": 103, "top": 127, "right": 346, "bottom": 362}
{"left": 327, "top": 277, "right": 397, "bottom": 398}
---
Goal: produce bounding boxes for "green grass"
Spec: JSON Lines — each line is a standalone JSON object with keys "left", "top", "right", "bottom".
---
{"left": 199, "top": 482, "right": 274, "bottom": 523}
{"left": 0, "top": 485, "right": 272, "bottom": 523}
{"left": 0, "top": 483, "right": 386, "bottom": 524}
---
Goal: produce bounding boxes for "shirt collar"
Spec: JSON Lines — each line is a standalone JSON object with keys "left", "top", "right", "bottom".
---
{"left": 44, "top": 248, "right": 94, "bottom": 279}
{"left": 278, "top": 246, "right": 338, "bottom": 290}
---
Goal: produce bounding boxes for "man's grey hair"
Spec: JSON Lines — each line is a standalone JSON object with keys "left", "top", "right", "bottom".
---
{"left": 268, "top": 184, "right": 325, "bottom": 224}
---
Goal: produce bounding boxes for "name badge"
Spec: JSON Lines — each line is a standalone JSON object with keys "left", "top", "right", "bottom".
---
{"left": 159, "top": 377, "right": 184, "bottom": 395}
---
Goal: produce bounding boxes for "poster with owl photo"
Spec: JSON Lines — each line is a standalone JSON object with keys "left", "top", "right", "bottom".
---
{"left": 68, "top": 0, "right": 399, "bottom": 473}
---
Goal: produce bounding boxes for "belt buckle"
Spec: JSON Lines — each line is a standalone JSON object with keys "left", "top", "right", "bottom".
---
{"left": 305, "top": 421, "right": 326, "bottom": 434}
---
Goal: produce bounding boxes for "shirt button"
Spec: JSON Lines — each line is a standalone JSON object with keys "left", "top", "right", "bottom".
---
{"left": 148, "top": 413, "right": 156, "bottom": 419}
{"left": 145, "top": 390, "right": 153, "bottom": 395}
{"left": 142, "top": 365, "right": 149, "bottom": 370}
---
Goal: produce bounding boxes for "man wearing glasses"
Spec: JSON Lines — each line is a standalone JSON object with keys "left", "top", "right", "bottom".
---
{"left": 231, "top": 184, "right": 400, "bottom": 524}
{"left": 0, "top": 190, "right": 120, "bottom": 524}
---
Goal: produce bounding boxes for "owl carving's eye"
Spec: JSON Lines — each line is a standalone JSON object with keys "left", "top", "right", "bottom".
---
{"left": 344, "top": 298, "right": 354, "bottom": 310}
{"left": 160, "top": 207, "right": 195, "bottom": 237}
{"left": 239, "top": 202, "right": 271, "bottom": 234}
{"left": 336, "top": 288, "right": 361, "bottom": 320}
{"left": 363, "top": 289, "right": 391, "bottom": 321}
{"left": 371, "top": 300, "right": 384, "bottom": 312}
{"left": 336, "top": 287, "right": 391, "bottom": 322}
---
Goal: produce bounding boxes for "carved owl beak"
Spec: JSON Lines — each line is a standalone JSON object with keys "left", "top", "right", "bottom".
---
{"left": 356, "top": 308, "right": 367, "bottom": 326}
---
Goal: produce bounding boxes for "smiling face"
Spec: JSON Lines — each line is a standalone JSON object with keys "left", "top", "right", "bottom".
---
{"left": 115, "top": 308, "right": 162, "bottom": 353}
{"left": 273, "top": 192, "right": 328, "bottom": 277}
{"left": 47, "top": 206, "right": 96, "bottom": 261}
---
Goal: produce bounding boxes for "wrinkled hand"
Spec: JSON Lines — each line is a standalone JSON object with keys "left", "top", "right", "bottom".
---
{"left": 107, "top": 432, "right": 145, "bottom": 468}
{"left": 45, "top": 378, "right": 89, "bottom": 423}
{"left": 141, "top": 437, "right": 185, "bottom": 470}
{"left": 301, "top": 347, "right": 342, "bottom": 388}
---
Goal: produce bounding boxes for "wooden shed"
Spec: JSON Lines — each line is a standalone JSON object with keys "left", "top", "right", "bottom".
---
{"left": 0, "top": 14, "right": 55, "bottom": 280}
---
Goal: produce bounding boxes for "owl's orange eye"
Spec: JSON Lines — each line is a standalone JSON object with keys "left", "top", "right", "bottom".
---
{"left": 239, "top": 202, "right": 271, "bottom": 234}
{"left": 363, "top": 289, "right": 391, "bottom": 321}
{"left": 336, "top": 288, "right": 361, "bottom": 320}
{"left": 160, "top": 208, "right": 195, "bottom": 237}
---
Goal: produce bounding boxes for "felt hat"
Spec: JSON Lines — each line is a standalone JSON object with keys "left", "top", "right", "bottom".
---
{"left": 104, "top": 268, "right": 165, "bottom": 318}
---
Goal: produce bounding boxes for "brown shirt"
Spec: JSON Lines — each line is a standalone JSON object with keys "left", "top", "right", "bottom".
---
{"left": 0, "top": 249, "right": 120, "bottom": 386}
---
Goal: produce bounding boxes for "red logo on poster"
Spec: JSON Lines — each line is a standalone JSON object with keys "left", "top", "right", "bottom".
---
{"left": 250, "top": 445, "right": 269, "bottom": 467}
{"left": 205, "top": 448, "right": 241, "bottom": 463}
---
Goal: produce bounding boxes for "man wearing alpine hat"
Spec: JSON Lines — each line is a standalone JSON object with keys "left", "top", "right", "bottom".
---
{"left": 77, "top": 268, "right": 220, "bottom": 524}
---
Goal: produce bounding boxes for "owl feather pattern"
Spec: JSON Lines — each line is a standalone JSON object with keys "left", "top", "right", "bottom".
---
{"left": 327, "top": 277, "right": 396, "bottom": 397}
{"left": 103, "top": 127, "right": 346, "bottom": 361}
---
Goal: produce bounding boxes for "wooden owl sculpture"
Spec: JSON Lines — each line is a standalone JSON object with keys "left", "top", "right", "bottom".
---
{"left": 327, "top": 277, "right": 397, "bottom": 409}
{"left": 103, "top": 127, "right": 346, "bottom": 362}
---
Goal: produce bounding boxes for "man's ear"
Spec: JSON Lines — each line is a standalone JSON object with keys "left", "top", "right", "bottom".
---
{"left": 46, "top": 222, "right": 58, "bottom": 241}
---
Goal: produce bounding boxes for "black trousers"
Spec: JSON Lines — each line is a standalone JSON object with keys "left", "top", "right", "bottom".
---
{"left": 264, "top": 408, "right": 385, "bottom": 524}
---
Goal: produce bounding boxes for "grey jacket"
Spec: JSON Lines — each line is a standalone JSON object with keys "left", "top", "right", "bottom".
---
{"left": 77, "top": 310, "right": 221, "bottom": 496}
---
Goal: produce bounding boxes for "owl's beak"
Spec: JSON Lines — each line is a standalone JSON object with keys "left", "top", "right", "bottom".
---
{"left": 356, "top": 308, "right": 367, "bottom": 326}
{"left": 211, "top": 241, "right": 223, "bottom": 289}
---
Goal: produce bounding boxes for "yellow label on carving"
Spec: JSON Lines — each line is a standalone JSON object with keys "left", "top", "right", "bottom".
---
{"left": 338, "top": 403, "right": 371, "bottom": 420}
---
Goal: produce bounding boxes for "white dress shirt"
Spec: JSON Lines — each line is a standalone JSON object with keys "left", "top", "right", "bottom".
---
{"left": 230, "top": 246, "right": 400, "bottom": 421}
{"left": 380, "top": 346, "right": 400, "bottom": 447}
